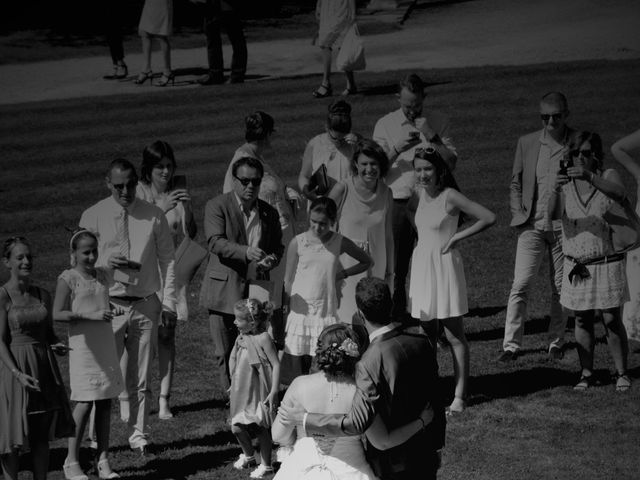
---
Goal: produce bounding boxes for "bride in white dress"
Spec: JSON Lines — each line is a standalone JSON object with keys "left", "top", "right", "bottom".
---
{"left": 272, "top": 324, "right": 430, "bottom": 480}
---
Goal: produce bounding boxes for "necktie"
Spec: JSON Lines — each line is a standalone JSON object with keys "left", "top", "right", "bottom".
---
{"left": 117, "top": 208, "right": 130, "bottom": 259}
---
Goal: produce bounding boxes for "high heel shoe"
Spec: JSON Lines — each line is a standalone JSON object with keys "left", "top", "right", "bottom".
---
{"left": 312, "top": 83, "right": 332, "bottom": 98}
{"left": 63, "top": 461, "right": 89, "bottom": 480}
{"left": 97, "top": 459, "right": 121, "bottom": 479}
{"left": 155, "top": 72, "right": 175, "bottom": 87}
{"left": 134, "top": 71, "right": 153, "bottom": 85}
{"left": 445, "top": 397, "right": 466, "bottom": 416}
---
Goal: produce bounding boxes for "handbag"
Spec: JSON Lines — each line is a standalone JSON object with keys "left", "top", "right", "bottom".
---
{"left": 308, "top": 163, "right": 330, "bottom": 196}
{"left": 174, "top": 214, "right": 208, "bottom": 285}
{"left": 605, "top": 196, "right": 640, "bottom": 252}
{"left": 336, "top": 23, "right": 366, "bottom": 72}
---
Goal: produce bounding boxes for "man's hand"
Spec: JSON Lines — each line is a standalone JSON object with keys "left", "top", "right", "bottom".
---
{"left": 108, "top": 254, "right": 130, "bottom": 269}
{"left": 419, "top": 402, "right": 434, "bottom": 428}
{"left": 161, "top": 310, "right": 178, "bottom": 329}
{"left": 277, "top": 403, "right": 307, "bottom": 426}
{"left": 246, "top": 246, "right": 266, "bottom": 262}
{"left": 87, "top": 309, "right": 115, "bottom": 322}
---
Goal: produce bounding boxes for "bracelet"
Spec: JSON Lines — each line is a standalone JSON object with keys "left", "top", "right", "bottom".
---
{"left": 418, "top": 417, "right": 426, "bottom": 430}
{"left": 11, "top": 368, "right": 21, "bottom": 377}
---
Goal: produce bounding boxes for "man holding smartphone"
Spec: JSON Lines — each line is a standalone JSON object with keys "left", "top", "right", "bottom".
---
{"left": 499, "top": 92, "right": 574, "bottom": 362}
{"left": 79, "top": 158, "right": 177, "bottom": 455}
{"left": 373, "top": 73, "right": 457, "bottom": 319}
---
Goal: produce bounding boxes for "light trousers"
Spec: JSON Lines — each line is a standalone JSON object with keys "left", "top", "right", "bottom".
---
{"left": 112, "top": 295, "right": 161, "bottom": 449}
{"left": 503, "top": 226, "right": 567, "bottom": 352}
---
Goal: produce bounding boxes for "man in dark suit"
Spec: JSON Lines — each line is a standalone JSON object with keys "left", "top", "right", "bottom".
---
{"left": 199, "top": 156, "right": 283, "bottom": 392}
{"left": 279, "top": 277, "right": 446, "bottom": 480}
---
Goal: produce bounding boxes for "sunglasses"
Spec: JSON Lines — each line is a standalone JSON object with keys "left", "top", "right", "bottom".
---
{"left": 414, "top": 146, "right": 437, "bottom": 157}
{"left": 234, "top": 176, "right": 262, "bottom": 187}
{"left": 111, "top": 180, "right": 138, "bottom": 191}
{"left": 540, "top": 113, "right": 564, "bottom": 122}
{"left": 570, "top": 149, "right": 592, "bottom": 158}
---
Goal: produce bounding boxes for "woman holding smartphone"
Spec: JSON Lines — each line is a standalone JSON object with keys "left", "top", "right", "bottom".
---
{"left": 137, "top": 140, "right": 197, "bottom": 419}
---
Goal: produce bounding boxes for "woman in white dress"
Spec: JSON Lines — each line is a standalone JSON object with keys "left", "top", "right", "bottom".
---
{"left": 408, "top": 148, "right": 495, "bottom": 413}
{"left": 134, "top": 0, "right": 174, "bottom": 86}
{"left": 611, "top": 129, "right": 640, "bottom": 343}
{"left": 313, "top": 0, "right": 357, "bottom": 97}
{"left": 549, "top": 131, "right": 635, "bottom": 391}
{"left": 223, "top": 111, "right": 302, "bottom": 348}
{"left": 272, "top": 323, "right": 432, "bottom": 480}
{"left": 137, "top": 140, "right": 197, "bottom": 419}
{"left": 299, "top": 100, "right": 357, "bottom": 203}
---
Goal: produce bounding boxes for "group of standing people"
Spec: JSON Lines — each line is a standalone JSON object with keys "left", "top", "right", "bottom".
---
{"left": 3, "top": 69, "right": 640, "bottom": 480}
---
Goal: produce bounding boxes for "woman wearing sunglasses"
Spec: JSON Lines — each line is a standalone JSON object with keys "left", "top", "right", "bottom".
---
{"left": 549, "top": 131, "right": 636, "bottom": 392}
{"left": 408, "top": 147, "right": 495, "bottom": 414}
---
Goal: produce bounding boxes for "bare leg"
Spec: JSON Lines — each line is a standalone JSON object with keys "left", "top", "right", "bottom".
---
{"left": 231, "top": 424, "right": 254, "bottom": 457}
{"left": 66, "top": 401, "right": 92, "bottom": 471}
{"left": 95, "top": 399, "right": 118, "bottom": 476}
{"left": 30, "top": 412, "right": 53, "bottom": 480}
{"left": 1, "top": 450, "right": 19, "bottom": 480}
{"left": 441, "top": 316, "right": 469, "bottom": 411}
{"left": 158, "top": 324, "right": 176, "bottom": 418}
{"left": 602, "top": 307, "right": 628, "bottom": 375}
{"left": 141, "top": 33, "right": 152, "bottom": 72}
{"left": 157, "top": 36, "right": 172, "bottom": 75}
{"left": 321, "top": 47, "right": 332, "bottom": 86}
{"left": 575, "top": 310, "right": 595, "bottom": 377}
{"left": 344, "top": 70, "right": 356, "bottom": 92}
{"left": 256, "top": 427, "right": 273, "bottom": 467}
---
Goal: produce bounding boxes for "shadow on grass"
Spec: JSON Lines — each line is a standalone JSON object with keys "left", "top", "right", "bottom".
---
{"left": 169, "top": 397, "right": 229, "bottom": 415}
{"left": 467, "top": 305, "right": 506, "bottom": 318}
{"left": 466, "top": 316, "right": 554, "bottom": 342}
{"left": 359, "top": 80, "right": 451, "bottom": 96}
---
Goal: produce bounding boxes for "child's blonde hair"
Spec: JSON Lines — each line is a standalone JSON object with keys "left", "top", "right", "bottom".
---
{"left": 233, "top": 298, "right": 274, "bottom": 333}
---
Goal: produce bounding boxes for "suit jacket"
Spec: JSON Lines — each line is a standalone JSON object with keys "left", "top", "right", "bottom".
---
{"left": 199, "top": 192, "right": 283, "bottom": 314}
{"left": 305, "top": 325, "right": 446, "bottom": 478}
{"left": 509, "top": 128, "right": 574, "bottom": 227}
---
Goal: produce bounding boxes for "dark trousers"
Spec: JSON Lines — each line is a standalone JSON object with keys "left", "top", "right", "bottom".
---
{"left": 391, "top": 198, "right": 416, "bottom": 317}
{"left": 208, "top": 311, "right": 238, "bottom": 393}
{"left": 102, "top": 0, "right": 125, "bottom": 64}
{"left": 204, "top": 3, "right": 247, "bottom": 80}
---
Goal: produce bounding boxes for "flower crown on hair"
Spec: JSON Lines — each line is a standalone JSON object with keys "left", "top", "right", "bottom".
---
{"left": 331, "top": 338, "right": 360, "bottom": 358}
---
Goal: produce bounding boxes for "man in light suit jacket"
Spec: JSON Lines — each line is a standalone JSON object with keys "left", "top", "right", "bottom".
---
{"left": 279, "top": 277, "right": 446, "bottom": 480}
{"left": 499, "top": 92, "right": 574, "bottom": 362}
{"left": 199, "top": 156, "right": 283, "bottom": 392}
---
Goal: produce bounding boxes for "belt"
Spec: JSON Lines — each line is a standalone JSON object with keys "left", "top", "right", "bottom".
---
{"left": 566, "top": 252, "right": 625, "bottom": 282}
{"left": 393, "top": 198, "right": 410, "bottom": 203}
{"left": 110, "top": 294, "right": 154, "bottom": 304}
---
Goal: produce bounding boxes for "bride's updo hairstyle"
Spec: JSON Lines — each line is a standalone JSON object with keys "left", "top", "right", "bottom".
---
{"left": 315, "top": 324, "right": 362, "bottom": 377}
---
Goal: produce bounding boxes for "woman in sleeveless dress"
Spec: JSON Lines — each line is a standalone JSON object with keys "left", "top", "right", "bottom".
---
{"left": 611, "top": 129, "right": 640, "bottom": 344}
{"left": 134, "top": 0, "right": 174, "bottom": 86}
{"left": 0, "top": 237, "right": 74, "bottom": 480}
{"left": 137, "top": 140, "right": 197, "bottom": 419}
{"left": 330, "top": 138, "right": 394, "bottom": 326}
{"left": 549, "top": 131, "right": 634, "bottom": 391}
{"left": 223, "top": 111, "right": 302, "bottom": 348}
{"left": 273, "top": 323, "right": 432, "bottom": 480}
{"left": 299, "top": 100, "right": 357, "bottom": 203}
{"left": 408, "top": 148, "right": 495, "bottom": 413}
{"left": 280, "top": 198, "right": 371, "bottom": 386}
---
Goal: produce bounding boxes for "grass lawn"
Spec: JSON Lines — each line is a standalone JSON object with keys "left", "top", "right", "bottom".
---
{"left": 1, "top": 58, "right": 640, "bottom": 479}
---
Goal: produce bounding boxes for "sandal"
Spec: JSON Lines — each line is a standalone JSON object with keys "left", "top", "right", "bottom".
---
{"left": 573, "top": 374, "right": 595, "bottom": 391}
{"left": 312, "top": 83, "right": 332, "bottom": 98}
{"left": 445, "top": 397, "right": 466, "bottom": 416}
{"left": 63, "top": 461, "right": 88, "bottom": 480}
{"left": 341, "top": 87, "right": 358, "bottom": 96}
{"left": 615, "top": 372, "right": 631, "bottom": 392}
{"left": 134, "top": 71, "right": 153, "bottom": 85}
{"left": 155, "top": 72, "right": 175, "bottom": 87}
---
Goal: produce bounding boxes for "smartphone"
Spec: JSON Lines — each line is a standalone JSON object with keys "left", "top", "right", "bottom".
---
{"left": 173, "top": 175, "right": 187, "bottom": 190}
{"left": 126, "top": 260, "right": 142, "bottom": 271}
{"left": 409, "top": 131, "right": 421, "bottom": 139}
{"left": 559, "top": 156, "right": 573, "bottom": 176}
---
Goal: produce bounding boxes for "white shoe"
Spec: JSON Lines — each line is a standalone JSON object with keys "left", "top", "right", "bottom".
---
{"left": 250, "top": 464, "right": 274, "bottom": 478}
{"left": 233, "top": 453, "right": 257, "bottom": 470}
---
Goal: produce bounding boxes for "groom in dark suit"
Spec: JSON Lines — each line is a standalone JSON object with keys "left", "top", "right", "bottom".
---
{"left": 199, "top": 156, "right": 283, "bottom": 393}
{"left": 280, "top": 277, "right": 446, "bottom": 479}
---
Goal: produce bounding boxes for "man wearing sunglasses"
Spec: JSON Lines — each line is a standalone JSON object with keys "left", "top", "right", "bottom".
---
{"left": 79, "top": 158, "right": 177, "bottom": 455}
{"left": 373, "top": 73, "right": 457, "bottom": 319}
{"left": 199, "top": 156, "right": 283, "bottom": 395}
{"left": 499, "top": 92, "right": 574, "bottom": 362}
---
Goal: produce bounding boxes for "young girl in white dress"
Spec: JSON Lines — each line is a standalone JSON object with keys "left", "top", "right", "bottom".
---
{"left": 280, "top": 197, "right": 371, "bottom": 386}
{"left": 53, "top": 230, "right": 123, "bottom": 480}
{"left": 408, "top": 148, "right": 495, "bottom": 414}
{"left": 229, "top": 298, "right": 281, "bottom": 479}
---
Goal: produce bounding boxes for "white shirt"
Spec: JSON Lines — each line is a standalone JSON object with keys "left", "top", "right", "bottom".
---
{"left": 235, "top": 193, "right": 262, "bottom": 280}
{"left": 368, "top": 321, "right": 401, "bottom": 342}
{"left": 373, "top": 108, "right": 456, "bottom": 200}
{"left": 533, "top": 130, "right": 566, "bottom": 231}
{"left": 79, "top": 196, "right": 177, "bottom": 311}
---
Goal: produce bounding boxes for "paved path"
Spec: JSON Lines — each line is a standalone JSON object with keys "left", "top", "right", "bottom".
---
{"left": 0, "top": 0, "right": 638, "bottom": 105}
